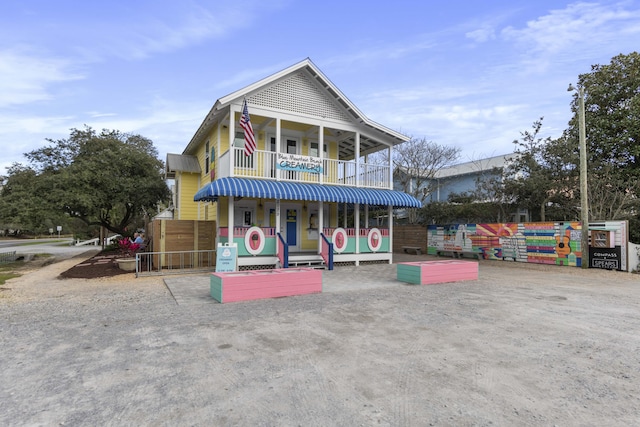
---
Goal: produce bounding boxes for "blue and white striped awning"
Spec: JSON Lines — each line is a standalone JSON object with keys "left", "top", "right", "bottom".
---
{"left": 194, "top": 177, "right": 422, "bottom": 208}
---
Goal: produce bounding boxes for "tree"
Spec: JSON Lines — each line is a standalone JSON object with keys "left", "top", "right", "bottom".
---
{"left": 576, "top": 52, "right": 640, "bottom": 180}
{"left": 0, "top": 164, "right": 47, "bottom": 234}
{"left": 1, "top": 126, "right": 171, "bottom": 237}
{"left": 392, "top": 138, "right": 460, "bottom": 223}
{"left": 502, "top": 119, "right": 577, "bottom": 222}
{"left": 565, "top": 52, "right": 640, "bottom": 238}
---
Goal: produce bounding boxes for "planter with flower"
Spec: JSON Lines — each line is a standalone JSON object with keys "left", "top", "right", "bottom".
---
{"left": 115, "top": 238, "right": 141, "bottom": 271}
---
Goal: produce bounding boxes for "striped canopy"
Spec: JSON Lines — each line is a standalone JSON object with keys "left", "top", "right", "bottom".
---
{"left": 194, "top": 177, "right": 422, "bottom": 208}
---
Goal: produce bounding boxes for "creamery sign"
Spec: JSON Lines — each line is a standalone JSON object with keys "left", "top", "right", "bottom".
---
{"left": 276, "top": 153, "right": 323, "bottom": 174}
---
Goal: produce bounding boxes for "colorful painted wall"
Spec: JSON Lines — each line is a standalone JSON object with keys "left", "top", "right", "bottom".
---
{"left": 428, "top": 220, "right": 630, "bottom": 271}
{"left": 427, "top": 222, "right": 584, "bottom": 267}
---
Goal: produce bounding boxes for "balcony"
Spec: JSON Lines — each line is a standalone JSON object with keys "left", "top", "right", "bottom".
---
{"left": 218, "top": 147, "right": 391, "bottom": 189}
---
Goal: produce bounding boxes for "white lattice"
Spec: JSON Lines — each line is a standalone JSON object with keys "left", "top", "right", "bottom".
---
{"left": 249, "top": 72, "right": 351, "bottom": 122}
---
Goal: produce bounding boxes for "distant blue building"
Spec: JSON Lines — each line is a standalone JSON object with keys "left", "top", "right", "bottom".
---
{"left": 394, "top": 153, "right": 529, "bottom": 222}
{"left": 425, "top": 154, "right": 511, "bottom": 203}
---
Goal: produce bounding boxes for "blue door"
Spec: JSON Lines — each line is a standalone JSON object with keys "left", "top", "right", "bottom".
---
{"left": 286, "top": 209, "right": 297, "bottom": 246}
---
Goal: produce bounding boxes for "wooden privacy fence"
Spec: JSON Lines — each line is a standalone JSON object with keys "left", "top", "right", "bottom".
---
{"left": 393, "top": 225, "right": 427, "bottom": 254}
{"left": 149, "top": 220, "right": 217, "bottom": 270}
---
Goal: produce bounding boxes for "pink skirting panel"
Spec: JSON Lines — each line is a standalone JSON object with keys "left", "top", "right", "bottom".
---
{"left": 211, "top": 268, "right": 322, "bottom": 303}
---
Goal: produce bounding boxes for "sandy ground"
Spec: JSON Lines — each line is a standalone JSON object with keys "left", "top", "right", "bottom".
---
{"left": 1, "top": 253, "right": 640, "bottom": 426}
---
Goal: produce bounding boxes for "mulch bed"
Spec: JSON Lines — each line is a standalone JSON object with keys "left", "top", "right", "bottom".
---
{"left": 59, "top": 252, "right": 131, "bottom": 279}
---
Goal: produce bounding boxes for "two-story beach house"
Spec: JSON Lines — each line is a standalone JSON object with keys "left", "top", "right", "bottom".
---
{"left": 166, "top": 58, "right": 421, "bottom": 269}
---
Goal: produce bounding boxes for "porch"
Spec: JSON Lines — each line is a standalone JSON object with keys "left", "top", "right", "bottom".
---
{"left": 218, "top": 146, "right": 392, "bottom": 189}
{"left": 222, "top": 226, "right": 394, "bottom": 269}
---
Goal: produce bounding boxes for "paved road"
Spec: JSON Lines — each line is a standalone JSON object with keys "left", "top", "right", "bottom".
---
{"left": 0, "top": 238, "right": 100, "bottom": 259}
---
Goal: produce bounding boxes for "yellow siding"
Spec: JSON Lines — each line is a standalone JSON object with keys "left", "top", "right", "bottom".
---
{"left": 218, "top": 197, "right": 228, "bottom": 226}
{"left": 220, "top": 123, "right": 230, "bottom": 154}
{"left": 330, "top": 204, "right": 339, "bottom": 227}
{"left": 327, "top": 140, "right": 336, "bottom": 159}
{"left": 281, "top": 120, "right": 314, "bottom": 133}
{"left": 178, "top": 173, "right": 200, "bottom": 220}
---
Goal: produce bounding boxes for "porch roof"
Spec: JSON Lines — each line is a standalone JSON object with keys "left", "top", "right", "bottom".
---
{"left": 194, "top": 177, "right": 422, "bottom": 208}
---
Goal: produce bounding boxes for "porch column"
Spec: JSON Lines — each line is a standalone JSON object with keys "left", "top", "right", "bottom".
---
{"left": 365, "top": 205, "right": 369, "bottom": 228}
{"left": 317, "top": 201, "right": 324, "bottom": 253}
{"left": 355, "top": 132, "right": 360, "bottom": 187}
{"left": 275, "top": 118, "right": 281, "bottom": 181}
{"left": 343, "top": 203, "right": 348, "bottom": 228}
{"left": 319, "top": 125, "right": 324, "bottom": 185}
{"left": 275, "top": 199, "right": 281, "bottom": 246}
{"left": 388, "top": 205, "right": 393, "bottom": 264}
{"left": 229, "top": 106, "right": 236, "bottom": 178}
{"left": 228, "top": 197, "right": 235, "bottom": 245}
{"left": 354, "top": 203, "right": 360, "bottom": 266}
{"left": 388, "top": 145, "right": 393, "bottom": 189}
{"left": 216, "top": 199, "right": 221, "bottom": 246}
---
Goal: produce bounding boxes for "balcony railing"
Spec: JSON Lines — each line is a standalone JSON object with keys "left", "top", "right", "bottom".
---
{"left": 218, "top": 147, "right": 391, "bottom": 189}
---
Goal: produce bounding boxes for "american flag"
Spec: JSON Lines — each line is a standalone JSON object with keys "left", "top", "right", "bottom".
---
{"left": 239, "top": 99, "right": 256, "bottom": 156}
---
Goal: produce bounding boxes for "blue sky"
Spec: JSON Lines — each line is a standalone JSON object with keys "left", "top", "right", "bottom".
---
{"left": 1, "top": 0, "right": 639, "bottom": 174}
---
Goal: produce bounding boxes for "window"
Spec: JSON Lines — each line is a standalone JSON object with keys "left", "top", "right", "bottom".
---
{"left": 309, "top": 141, "right": 327, "bottom": 158}
{"left": 286, "top": 138, "right": 297, "bottom": 154}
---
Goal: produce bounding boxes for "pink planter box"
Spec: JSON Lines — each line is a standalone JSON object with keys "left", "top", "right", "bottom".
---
{"left": 397, "top": 260, "right": 478, "bottom": 285}
{"left": 210, "top": 268, "right": 322, "bottom": 303}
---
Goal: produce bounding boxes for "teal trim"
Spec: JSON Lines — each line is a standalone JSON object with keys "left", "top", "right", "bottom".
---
{"left": 358, "top": 237, "right": 390, "bottom": 253}
{"left": 210, "top": 275, "right": 223, "bottom": 302}
{"left": 396, "top": 264, "right": 421, "bottom": 285}
{"left": 234, "top": 236, "right": 277, "bottom": 256}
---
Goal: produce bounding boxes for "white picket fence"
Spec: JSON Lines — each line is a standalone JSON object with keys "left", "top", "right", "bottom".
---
{"left": 75, "top": 234, "right": 121, "bottom": 247}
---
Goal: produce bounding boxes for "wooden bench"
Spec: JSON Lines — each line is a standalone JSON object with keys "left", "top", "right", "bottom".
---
{"left": 397, "top": 260, "right": 478, "bottom": 285}
{"left": 210, "top": 268, "right": 322, "bottom": 303}
{"left": 402, "top": 246, "right": 422, "bottom": 255}
{"left": 436, "top": 249, "right": 480, "bottom": 259}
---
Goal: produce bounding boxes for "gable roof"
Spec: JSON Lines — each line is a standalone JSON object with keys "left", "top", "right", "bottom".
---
{"left": 183, "top": 58, "right": 409, "bottom": 159}
{"left": 436, "top": 154, "right": 513, "bottom": 179}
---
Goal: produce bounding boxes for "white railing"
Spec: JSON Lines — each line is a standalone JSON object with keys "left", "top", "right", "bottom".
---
{"left": 136, "top": 249, "right": 217, "bottom": 277}
{"left": 218, "top": 147, "right": 390, "bottom": 189}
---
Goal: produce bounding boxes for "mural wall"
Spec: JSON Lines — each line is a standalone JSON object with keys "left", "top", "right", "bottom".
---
{"left": 427, "top": 221, "right": 629, "bottom": 271}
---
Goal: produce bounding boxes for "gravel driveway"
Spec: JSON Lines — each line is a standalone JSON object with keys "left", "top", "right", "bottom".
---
{"left": 1, "top": 253, "right": 639, "bottom": 426}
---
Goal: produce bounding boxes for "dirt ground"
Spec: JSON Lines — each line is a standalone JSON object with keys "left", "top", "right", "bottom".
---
{"left": 58, "top": 251, "right": 131, "bottom": 279}
{"left": 1, "top": 252, "right": 640, "bottom": 426}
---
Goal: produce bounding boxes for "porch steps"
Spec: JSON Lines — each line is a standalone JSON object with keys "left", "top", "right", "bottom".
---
{"left": 288, "top": 254, "right": 326, "bottom": 269}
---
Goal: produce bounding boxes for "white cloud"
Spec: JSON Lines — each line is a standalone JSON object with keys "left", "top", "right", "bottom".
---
{"left": 98, "top": 7, "right": 244, "bottom": 61}
{"left": 0, "top": 48, "right": 83, "bottom": 107}
{"left": 501, "top": 2, "right": 640, "bottom": 62}
{"left": 68, "top": 2, "right": 285, "bottom": 63}
{"left": 466, "top": 25, "right": 497, "bottom": 43}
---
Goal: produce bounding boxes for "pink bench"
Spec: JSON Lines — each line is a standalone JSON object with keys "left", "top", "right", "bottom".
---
{"left": 397, "top": 260, "right": 478, "bottom": 285}
{"left": 210, "top": 268, "right": 322, "bottom": 303}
